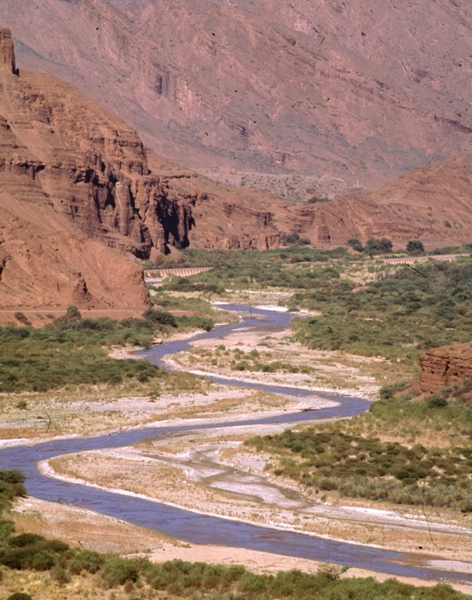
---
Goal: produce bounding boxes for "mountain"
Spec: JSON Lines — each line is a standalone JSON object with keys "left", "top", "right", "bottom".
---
{"left": 283, "top": 152, "right": 472, "bottom": 247}
{"left": 2, "top": 0, "right": 472, "bottom": 192}
{"left": 1, "top": 18, "right": 471, "bottom": 314}
{"left": 0, "top": 27, "right": 284, "bottom": 309}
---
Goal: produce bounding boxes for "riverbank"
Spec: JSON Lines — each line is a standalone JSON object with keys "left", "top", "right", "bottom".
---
{"left": 4, "top": 302, "right": 470, "bottom": 589}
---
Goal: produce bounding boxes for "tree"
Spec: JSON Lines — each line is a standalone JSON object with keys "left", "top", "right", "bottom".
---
{"left": 364, "top": 237, "right": 393, "bottom": 255}
{"left": 347, "top": 238, "right": 364, "bottom": 253}
{"left": 63, "top": 305, "right": 82, "bottom": 322}
{"left": 406, "top": 240, "right": 425, "bottom": 255}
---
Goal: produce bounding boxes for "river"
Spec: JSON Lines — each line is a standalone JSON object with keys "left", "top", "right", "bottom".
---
{"left": 1, "top": 305, "right": 470, "bottom": 584}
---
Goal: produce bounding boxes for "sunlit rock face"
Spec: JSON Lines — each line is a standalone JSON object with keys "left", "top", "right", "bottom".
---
{"left": 3, "top": 0, "right": 472, "bottom": 189}
{"left": 419, "top": 344, "right": 472, "bottom": 396}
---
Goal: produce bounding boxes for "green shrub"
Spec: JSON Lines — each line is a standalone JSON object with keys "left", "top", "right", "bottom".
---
{"left": 9, "top": 534, "right": 45, "bottom": 548}
{"left": 347, "top": 238, "right": 364, "bottom": 253}
{"left": 282, "top": 231, "right": 300, "bottom": 245}
{"left": 50, "top": 564, "right": 71, "bottom": 585}
{"left": 7, "top": 593, "right": 34, "bottom": 600}
{"left": 14, "top": 313, "right": 32, "bottom": 327}
{"left": 0, "top": 520, "right": 15, "bottom": 541}
{"left": 142, "top": 308, "right": 177, "bottom": 328}
{"left": 406, "top": 240, "right": 425, "bottom": 254}
{"left": 0, "top": 471, "right": 25, "bottom": 485}
{"left": 379, "top": 382, "right": 406, "bottom": 400}
{"left": 101, "top": 557, "right": 139, "bottom": 588}
{"left": 68, "top": 549, "right": 103, "bottom": 574}
{"left": 427, "top": 396, "right": 448, "bottom": 408}
{"left": 364, "top": 237, "right": 393, "bottom": 255}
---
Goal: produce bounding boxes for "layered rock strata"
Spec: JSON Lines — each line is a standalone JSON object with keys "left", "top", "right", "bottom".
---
{"left": 4, "top": 0, "right": 472, "bottom": 188}
{"left": 0, "top": 29, "right": 282, "bottom": 307}
{"left": 419, "top": 343, "right": 472, "bottom": 395}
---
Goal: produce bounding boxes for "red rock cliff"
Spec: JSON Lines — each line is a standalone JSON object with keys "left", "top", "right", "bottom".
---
{"left": 419, "top": 343, "right": 472, "bottom": 395}
{"left": 0, "top": 30, "right": 283, "bottom": 308}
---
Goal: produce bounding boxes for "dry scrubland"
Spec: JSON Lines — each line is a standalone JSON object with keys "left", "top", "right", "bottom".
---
{"left": 2, "top": 250, "right": 472, "bottom": 598}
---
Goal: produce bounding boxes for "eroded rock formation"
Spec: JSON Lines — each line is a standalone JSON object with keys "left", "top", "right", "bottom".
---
{"left": 0, "top": 30, "right": 283, "bottom": 308}
{"left": 419, "top": 343, "right": 472, "bottom": 395}
{"left": 0, "top": 27, "right": 15, "bottom": 74}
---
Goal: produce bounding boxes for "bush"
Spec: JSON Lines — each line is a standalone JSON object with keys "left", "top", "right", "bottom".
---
{"left": 406, "top": 240, "right": 425, "bottom": 254}
{"left": 68, "top": 549, "right": 103, "bottom": 574}
{"left": 7, "top": 593, "right": 34, "bottom": 600}
{"left": 142, "top": 308, "right": 177, "bottom": 328}
{"left": 50, "top": 564, "right": 71, "bottom": 584}
{"left": 9, "top": 534, "right": 45, "bottom": 548}
{"left": 282, "top": 231, "right": 300, "bottom": 245}
{"left": 101, "top": 557, "right": 139, "bottom": 588}
{"left": 53, "top": 305, "right": 82, "bottom": 325}
{"left": 0, "top": 470, "right": 26, "bottom": 484}
{"left": 14, "top": 313, "right": 32, "bottom": 327}
{"left": 427, "top": 396, "right": 448, "bottom": 408}
{"left": 364, "top": 237, "right": 393, "bottom": 255}
{"left": 0, "top": 520, "right": 15, "bottom": 541}
{"left": 347, "top": 238, "right": 364, "bottom": 253}
{"left": 378, "top": 382, "right": 406, "bottom": 400}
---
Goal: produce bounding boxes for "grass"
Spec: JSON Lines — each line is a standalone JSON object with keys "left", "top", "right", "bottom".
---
{"left": 0, "top": 306, "right": 216, "bottom": 394}
{"left": 246, "top": 384, "right": 472, "bottom": 512}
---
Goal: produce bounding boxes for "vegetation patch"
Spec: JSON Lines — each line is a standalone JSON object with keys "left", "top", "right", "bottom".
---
{"left": 188, "top": 346, "right": 314, "bottom": 375}
{"left": 0, "top": 306, "right": 187, "bottom": 393}
{"left": 246, "top": 390, "right": 472, "bottom": 512}
{"left": 147, "top": 247, "right": 351, "bottom": 293}
{"left": 290, "top": 258, "right": 472, "bottom": 363}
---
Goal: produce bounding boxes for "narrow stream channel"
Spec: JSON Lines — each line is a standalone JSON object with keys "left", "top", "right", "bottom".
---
{"left": 1, "top": 305, "right": 470, "bottom": 584}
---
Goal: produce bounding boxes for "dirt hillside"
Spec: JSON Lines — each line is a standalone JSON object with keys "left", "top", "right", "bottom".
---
{"left": 279, "top": 153, "right": 472, "bottom": 247}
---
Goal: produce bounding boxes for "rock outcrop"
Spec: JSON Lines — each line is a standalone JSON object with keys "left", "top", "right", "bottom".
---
{"left": 4, "top": 0, "right": 472, "bottom": 189}
{"left": 0, "top": 29, "right": 284, "bottom": 308}
{"left": 419, "top": 343, "right": 472, "bottom": 395}
{"left": 0, "top": 27, "right": 16, "bottom": 74}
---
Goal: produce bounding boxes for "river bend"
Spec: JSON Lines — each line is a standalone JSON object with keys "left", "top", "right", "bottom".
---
{"left": 1, "top": 305, "right": 470, "bottom": 584}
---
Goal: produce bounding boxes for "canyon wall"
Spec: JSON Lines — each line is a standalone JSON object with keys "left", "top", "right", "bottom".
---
{"left": 0, "top": 29, "right": 282, "bottom": 308}
{"left": 2, "top": 0, "right": 472, "bottom": 189}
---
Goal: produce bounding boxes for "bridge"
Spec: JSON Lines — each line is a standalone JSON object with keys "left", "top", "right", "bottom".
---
{"left": 381, "top": 254, "right": 468, "bottom": 265}
{"left": 145, "top": 267, "right": 213, "bottom": 284}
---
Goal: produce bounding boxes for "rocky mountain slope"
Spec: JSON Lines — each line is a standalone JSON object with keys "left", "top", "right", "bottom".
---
{"left": 1, "top": 19, "right": 471, "bottom": 313}
{"left": 3, "top": 0, "right": 472, "bottom": 191}
{"left": 0, "top": 28, "right": 285, "bottom": 308}
{"left": 282, "top": 152, "right": 472, "bottom": 247}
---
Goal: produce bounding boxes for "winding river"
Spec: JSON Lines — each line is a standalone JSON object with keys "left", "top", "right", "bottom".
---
{"left": 1, "top": 305, "right": 471, "bottom": 584}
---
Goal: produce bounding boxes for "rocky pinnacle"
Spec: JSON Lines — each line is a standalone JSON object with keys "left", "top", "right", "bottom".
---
{"left": 0, "top": 28, "right": 16, "bottom": 75}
